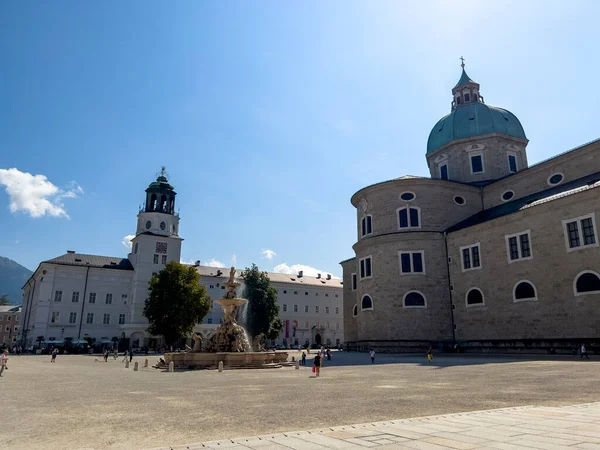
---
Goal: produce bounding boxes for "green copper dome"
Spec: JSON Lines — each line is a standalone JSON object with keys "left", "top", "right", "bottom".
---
{"left": 427, "top": 102, "right": 526, "bottom": 154}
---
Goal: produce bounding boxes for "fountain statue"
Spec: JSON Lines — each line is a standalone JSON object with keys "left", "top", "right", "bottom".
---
{"left": 162, "top": 267, "right": 288, "bottom": 370}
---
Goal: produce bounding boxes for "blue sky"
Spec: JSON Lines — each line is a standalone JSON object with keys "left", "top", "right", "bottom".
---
{"left": 1, "top": 1, "right": 599, "bottom": 275}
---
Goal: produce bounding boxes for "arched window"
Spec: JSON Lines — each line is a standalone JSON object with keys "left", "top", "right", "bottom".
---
{"left": 513, "top": 280, "right": 537, "bottom": 302}
{"left": 398, "top": 206, "right": 421, "bottom": 229}
{"left": 160, "top": 195, "right": 167, "bottom": 212}
{"left": 403, "top": 291, "right": 426, "bottom": 308}
{"left": 361, "top": 295, "right": 373, "bottom": 311}
{"left": 574, "top": 271, "right": 600, "bottom": 296}
{"left": 352, "top": 304, "right": 358, "bottom": 317}
{"left": 466, "top": 288, "right": 484, "bottom": 306}
{"left": 150, "top": 193, "right": 157, "bottom": 211}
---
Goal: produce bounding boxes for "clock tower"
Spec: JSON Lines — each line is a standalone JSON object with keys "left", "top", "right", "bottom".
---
{"left": 127, "top": 168, "right": 183, "bottom": 327}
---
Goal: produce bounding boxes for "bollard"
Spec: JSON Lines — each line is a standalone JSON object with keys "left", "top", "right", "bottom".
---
{"left": 134, "top": 361, "right": 139, "bottom": 371}
{"left": 168, "top": 361, "right": 174, "bottom": 372}
{"left": 291, "top": 356, "right": 295, "bottom": 362}
{"left": 218, "top": 361, "right": 224, "bottom": 372}
{"left": 144, "top": 358, "right": 148, "bottom": 368}
{"left": 125, "top": 360, "right": 129, "bottom": 368}
{"left": 295, "top": 360, "right": 300, "bottom": 370}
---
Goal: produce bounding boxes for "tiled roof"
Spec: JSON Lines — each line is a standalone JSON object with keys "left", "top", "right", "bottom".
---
{"left": 192, "top": 265, "right": 343, "bottom": 288}
{"left": 447, "top": 172, "right": 600, "bottom": 233}
{"left": 44, "top": 253, "right": 134, "bottom": 270}
{"left": 0, "top": 305, "right": 21, "bottom": 313}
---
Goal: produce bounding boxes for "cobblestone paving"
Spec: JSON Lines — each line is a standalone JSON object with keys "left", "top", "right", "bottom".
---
{"left": 2, "top": 353, "right": 600, "bottom": 449}
{"left": 151, "top": 403, "right": 600, "bottom": 450}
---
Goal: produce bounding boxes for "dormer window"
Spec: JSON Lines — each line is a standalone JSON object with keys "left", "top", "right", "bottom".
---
{"left": 464, "top": 93, "right": 470, "bottom": 102}
{"left": 473, "top": 94, "right": 478, "bottom": 101}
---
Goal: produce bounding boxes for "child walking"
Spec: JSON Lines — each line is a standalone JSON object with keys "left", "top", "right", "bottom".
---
{"left": 426, "top": 346, "right": 433, "bottom": 362}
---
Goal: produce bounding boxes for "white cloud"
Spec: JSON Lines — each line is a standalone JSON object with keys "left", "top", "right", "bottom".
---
{"left": 0, "top": 168, "right": 83, "bottom": 218}
{"left": 273, "top": 263, "right": 339, "bottom": 279}
{"left": 205, "top": 258, "right": 226, "bottom": 268}
{"left": 121, "top": 234, "right": 135, "bottom": 251}
{"left": 261, "top": 249, "right": 276, "bottom": 260}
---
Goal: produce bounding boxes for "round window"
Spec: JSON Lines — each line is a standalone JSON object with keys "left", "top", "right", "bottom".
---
{"left": 548, "top": 173, "right": 564, "bottom": 186}
{"left": 400, "top": 191, "right": 415, "bottom": 201}
{"left": 160, "top": 221, "right": 166, "bottom": 230}
{"left": 145, "top": 220, "right": 152, "bottom": 229}
{"left": 453, "top": 196, "right": 466, "bottom": 205}
{"left": 501, "top": 190, "right": 514, "bottom": 202}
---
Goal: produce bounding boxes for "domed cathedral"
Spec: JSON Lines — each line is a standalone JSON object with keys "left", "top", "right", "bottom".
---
{"left": 341, "top": 61, "right": 600, "bottom": 354}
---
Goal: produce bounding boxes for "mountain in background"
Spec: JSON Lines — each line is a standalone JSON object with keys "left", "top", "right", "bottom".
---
{"left": 0, "top": 256, "right": 33, "bottom": 305}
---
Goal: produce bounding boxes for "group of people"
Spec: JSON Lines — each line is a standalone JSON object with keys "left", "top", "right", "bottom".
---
{"left": 102, "top": 348, "right": 134, "bottom": 362}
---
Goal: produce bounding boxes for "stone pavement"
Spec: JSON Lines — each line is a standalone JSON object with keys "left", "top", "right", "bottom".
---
{"left": 151, "top": 402, "right": 600, "bottom": 450}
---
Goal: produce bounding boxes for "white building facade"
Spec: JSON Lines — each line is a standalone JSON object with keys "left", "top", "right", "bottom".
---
{"left": 19, "top": 172, "right": 343, "bottom": 350}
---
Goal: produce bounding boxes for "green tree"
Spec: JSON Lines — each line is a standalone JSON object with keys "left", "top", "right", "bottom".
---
{"left": 241, "top": 264, "right": 283, "bottom": 340}
{"left": 0, "top": 295, "right": 9, "bottom": 306}
{"left": 143, "top": 261, "right": 211, "bottom": 346}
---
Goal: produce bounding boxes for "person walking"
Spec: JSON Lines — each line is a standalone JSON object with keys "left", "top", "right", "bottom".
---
{"left": 103, "top": 349, "right": 109, "bottom": 362}
{"left": 301, "top": 351, "right": 306, "bottom": 366}
{"left": 129, "top": 350, "right": 133, "bottom": 363}
{"left": 51, "top": 348, "right": 58, "bottom": 363}
{"left": 313, "top": 352, "right": 321, "bottom": 377}
{"left": 122, "top": 350, "right": 128, "bottom": 362}
{"left": 426, "top": 347, "right": 433, "bottom": 362}
{"left": 326, "top": 348, "right": 331, "bottom": 361}
{"left": 370, "top": 349, "right": 375, "bottom": 364}
{"left": 113, "top": 347, "right": 118, "bottom": 360}
{"left": 0, "top": 349, "right": 8, "bottom": 377}
{"left": 580, "top": 344, "right": 590, "bottom": 360}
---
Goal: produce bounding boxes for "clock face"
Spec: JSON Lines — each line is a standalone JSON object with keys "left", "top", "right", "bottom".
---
{"left": 145, "top": 220, "right": 151, "bottom": 229}
{"left": 160, "top": 221, "right": 166, "bottom": 230}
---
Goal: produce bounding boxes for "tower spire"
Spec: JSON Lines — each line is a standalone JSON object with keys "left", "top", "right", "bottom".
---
{"left": 460, "top": 56, "right": 465, "bottom": 69}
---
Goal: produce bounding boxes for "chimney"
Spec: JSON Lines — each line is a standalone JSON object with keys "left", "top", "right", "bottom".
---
{"left": 326, "top": 274, "right": 331, "bottom": 280}
{"left": 67, "top": 250, "right": 75, "bottom": 254}
{"left": 317, "top": 273, "right": 321, "bottom": 279}
{"left": 298, "top": 270, "right": 303, "bottom": 278}
{"left": 194, "top": 260, "right": 200, "bottom": 267}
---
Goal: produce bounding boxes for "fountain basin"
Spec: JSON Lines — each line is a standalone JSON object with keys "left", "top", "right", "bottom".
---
{"left": 164, "top": 351, "right": 289, "bottom": 370}
{"left": 215, "top": 298, "right": 248, "bottom": 308}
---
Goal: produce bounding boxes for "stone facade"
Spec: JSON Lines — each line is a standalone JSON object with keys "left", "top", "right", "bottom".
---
{"left": 341, "top": 66, "right": 600, "bottom": 353}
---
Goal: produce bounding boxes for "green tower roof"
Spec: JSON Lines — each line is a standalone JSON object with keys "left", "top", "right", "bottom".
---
{"left": 454, "top": 68, "right": 476, "bottom": 88}
{"left": 427, "top": 102, "right": 526, "bottom": 154}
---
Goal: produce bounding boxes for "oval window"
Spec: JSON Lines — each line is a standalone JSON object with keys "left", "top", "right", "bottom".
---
{"left": 400, "top": 192, "right": 415, "bottom": 201}
{"left": 145, "top": 220, "right": 152, "bottom": 229}
{"left": 454, "top": 196, "right": 466, "bottom": 205}
{"left": 160, "top": 221, "right": 166, "bottom": 231}
{"left": 501, "top": 191, "right": 514, "bottom": 202}
{"left": 548, "top": 173, "right": 564, "bottom": 186}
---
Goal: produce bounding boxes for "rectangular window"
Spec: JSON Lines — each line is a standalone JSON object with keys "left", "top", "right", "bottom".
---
{"left": 161, "top": 255, "right": 167, "bottom": 264}
{"left": 361, "top": 215, "right": 373, "bottom": 237}
{"left": 103, "top": 314, "right": 110, "bottom": 325}
{"left": 89, "top": 293, "right": 96, "bottom": 304}
{"left": 399, "top": 207, "right": 420, "bottom": 229}
{"left": 359, "top": 256, "right": 373, "bottom": 279}
{"left": 304, "top": 305, "right": 308, "bottom": 313}
{"left": 326, "top": 321, "right": 330, "bottom": 329}
{"left": 335, "top": 307, "right": 339, "bottom": 314}
{"left": 440, "top": 164, "right": 448, "bottom": 180}
{"left": 153, "top": 254, "right": 159, "bottom": 264}
{"left": 325, "top": 307, "right": 329, "bottom": 314}
{"left": 470, "top": 154, "right": 483, "bottom": 173}
{"left": 305, "top": 321, "right": 309, "bottom": 328}
{"left": 210, "top": 285, "right": 214, "bottom": 289}
{"left": 122, "top": 294, "right": 128, "bottom": 304}
{"left": 336, "top": 322, "right": 340, "bottom": 329}
{"left": 207, "top": 318, "right": 212, "bottom": 324}
{"left": 54, "top": 291, "right": 62, "bottom": 302}
{"left": 399, "top": 251, "right": 425, "bottom": 274}
{"left": 282, "top": 304, "right": 287, "bottom": 312}
{"left": 508, "top": 154, "right": 517, "bottom": 173}
{"left": 315, "top": 321, "right": 319, "bottom": 327}
{"left": 325, "top": 293, "right": 328, "bottom": 297}
{"left": 51, "top": 312, "right": 59, "bottom": 323}
{"left": 305, "top": 291, "right": 308, "bottom": 296}
{"left": 119, "top": 314, "right": 126, "bottom": 325}
{"left": 563, "top": 214, "right": 598, "bottom": 251}
{"left": 294, "top": 291, "right": 298, "bottom": 295}
{"left": 86, "top": 313, "right": 94, "bottom": 324}
{"left": 460, "top": 244, "right": 481, "bottom": 272}
{"left": 105, "top": 293, "right": 112, "bottom": 304}
{"left": 351, "top": 273, "right": 357, "bottom": 290}
{"left": 293, "top": 305, "right": 298, "bottom": 312}
{"left": 72, "top": 292, "right": 79, "bottom": 303}
{"left": 69, "top": 312, "right": 77, "bottom": 324}
{"left": 315, "top": 306, "right": 319, "bottom": 313}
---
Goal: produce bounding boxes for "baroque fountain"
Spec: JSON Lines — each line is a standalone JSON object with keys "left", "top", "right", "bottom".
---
{"left": 163, "top": 267, "right": 289, "bottom": 370}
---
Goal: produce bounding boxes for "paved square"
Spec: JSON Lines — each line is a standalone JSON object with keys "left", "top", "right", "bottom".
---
{"left": 2, "top": 352, "right": 600, "bottom": 449}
